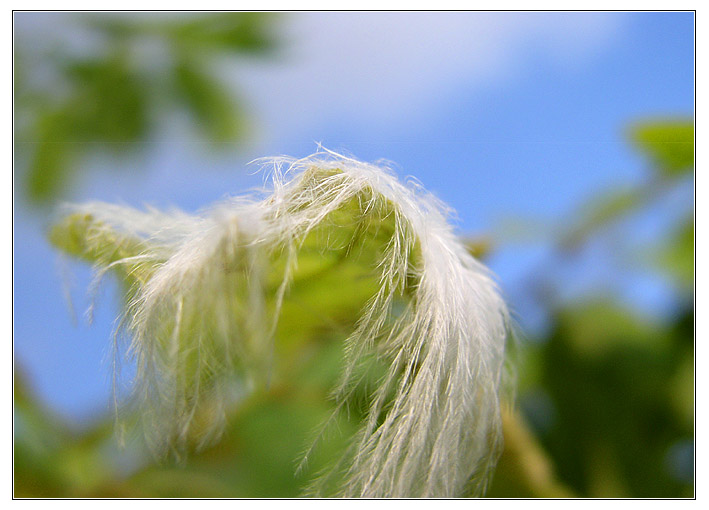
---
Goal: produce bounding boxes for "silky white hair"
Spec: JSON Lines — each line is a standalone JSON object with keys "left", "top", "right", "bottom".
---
{"left": 58, "top": 150, "right": 509, "bottom": 498}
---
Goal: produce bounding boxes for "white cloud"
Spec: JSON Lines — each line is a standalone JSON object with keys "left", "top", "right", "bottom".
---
{"left": 230, "top": 12, "right": 624, "bottom": 141}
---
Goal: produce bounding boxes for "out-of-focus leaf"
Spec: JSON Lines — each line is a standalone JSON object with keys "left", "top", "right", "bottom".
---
{"left": 17, "top": 13, "right": 281, "bottom": 204}
{"left": 26, "top": 56, "right": 150, "bottom": 202}
{"left": 562, "top": 186, "right": 646, "bottom": 249}
{"left": 65, "top": 56, "right": 150, "bottom": 145}
{"left": 552, "top": 299, "right": 665, "bottom": 358}
{"left": 668, "top": 352, "right": 694, "bottom": 428}
{"left": 14, "top": 369, "right": 125, "bottom": 497}
{"left": 629, "top": 120, "right": 694, "bottom": 178}
{"left": 27, "top": 108, "right": 78, "bottom": 201}
{"left": 496, "top": 216, "right": 556, "bottom": 244}
{"left": 655, "top": 217, "right": 694, "bottom": 292}
{"left": 463, "top": 237, "right": 491, "bottom": 259}
{"left": 558, "top": 119, "right": 693, "bottom": 248}
{"left": 173, "top": 58, "right": 245, "bottom": 143}
{"left": 166, "top": 13, "right": 280, "bottom": 55}
{"left": 531, "top": 299, "right": 693, "bottom": 497}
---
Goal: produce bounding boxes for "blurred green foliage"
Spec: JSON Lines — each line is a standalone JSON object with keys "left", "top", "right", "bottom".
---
{"left": 488, "top": 119, "right": 694, "bottom": 498}
{"left": 629, "top": 120, "right": 694, "bottom": 178}
{"left": 562, "top": 119, "right": 693, "bottom": 250}
{"left": 13, "top": 13, "right": 694, "bottom": 499}
{"left": 16, "top": 117, "right": 694, "bottom": 498}
{"left": 14, "top": 13, "right": 280, "bottom": 204}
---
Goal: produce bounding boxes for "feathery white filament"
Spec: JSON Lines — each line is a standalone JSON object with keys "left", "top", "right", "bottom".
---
{"left": 60, "top": 150, "right": 509, "bottom": 497}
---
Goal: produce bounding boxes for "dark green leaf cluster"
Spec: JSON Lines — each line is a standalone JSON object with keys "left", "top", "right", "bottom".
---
{"left": 15, "top": 13, "right": 281, "bottom": 203}
{"left": 488, "top": 118, "right": 694, "bottom": 498}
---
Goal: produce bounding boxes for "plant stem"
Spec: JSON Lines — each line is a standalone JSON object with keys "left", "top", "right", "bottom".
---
{"left": 497, "top": 405, "right": 576, "bottom": 498}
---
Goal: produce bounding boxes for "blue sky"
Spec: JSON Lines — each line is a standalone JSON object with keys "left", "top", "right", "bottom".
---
{"left": 14, "top": 12, "right": 694, "bottom": 424}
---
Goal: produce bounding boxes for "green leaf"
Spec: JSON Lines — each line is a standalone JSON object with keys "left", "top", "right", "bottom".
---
{"left": 562, "top": 186, "right": 646, "bottom": 249}
{"left": 26, "top": 108, "right": 78, "bottom": 202}
{"left": 166, "top": 13, "right": 280, "bottom": 55}
{"left": 553, "top": 300, "right": 665, "bottom": 357}
{"left": 25, "top": 56, "right": 150, "bottom": 203}
{"left": 14, "top": 368, "right": 121, "bottom": 497}
{"left": 173, "top": 58, "right": 244, "bottom": 143}
{"left": 65, "top": 56, "right": 150, "bottom": 145}
{"left": 560, "top": 119, "right": 694, "bottom": 249}
{"left": 629, "top": 120, "right": 694, "bottom": 178}
{"left": 17, "top": 13, "right": 281, "bottom": 204}
{"left": 655, "top": 217, "right": 694, "bottom": 292}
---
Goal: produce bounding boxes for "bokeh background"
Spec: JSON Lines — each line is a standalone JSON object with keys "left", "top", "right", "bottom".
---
{"left": 14, "top": 11, "right": 694, "bottom": 497}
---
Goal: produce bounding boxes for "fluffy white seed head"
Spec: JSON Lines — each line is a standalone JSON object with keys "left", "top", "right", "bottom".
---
{"left": 57, "top": 150, "right": 509, "bottom": 497}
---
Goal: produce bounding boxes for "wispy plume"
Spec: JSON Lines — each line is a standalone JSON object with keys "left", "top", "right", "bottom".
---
{"left": 52, "top": 150, "right": 509, "bottom": 497}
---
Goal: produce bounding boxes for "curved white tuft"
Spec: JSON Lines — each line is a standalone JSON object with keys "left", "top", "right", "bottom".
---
{"left": 61, "top": 150, "right": 509, "bottom": 497}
